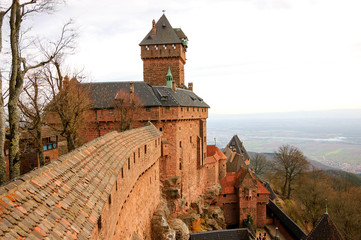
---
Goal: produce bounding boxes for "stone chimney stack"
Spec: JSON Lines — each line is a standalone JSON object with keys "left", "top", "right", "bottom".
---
{"left": 188, "top": 82, "right": 193, "bottom": 91}
{"left": 151, "top": 19, "right": 156, "bottom": 35}
{"left": 172, "top": 81, "right": 177, "bottom": 92}
{"left": 129, "top": 82, "right": 135, "bottom": 101}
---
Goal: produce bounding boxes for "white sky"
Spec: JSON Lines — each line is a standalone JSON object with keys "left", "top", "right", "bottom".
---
{"left": 10, "top": 0, "right": 361, "bottom": 114}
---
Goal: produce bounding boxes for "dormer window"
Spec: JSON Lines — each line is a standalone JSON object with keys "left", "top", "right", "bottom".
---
{"left": 163, "top": 45, "right": 167, "bottom": 49}
{"left": 172, "top": 44, "right": 176, "bottom": 49}
{"left": 146, "top": 45, "right": 149, "bottom": 51}
{"left": 154, "top": 45, "right": 158, "bottom": 50}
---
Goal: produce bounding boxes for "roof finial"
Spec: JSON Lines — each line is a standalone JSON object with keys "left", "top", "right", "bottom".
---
{"left": 166, "top": 65, "right": 173, "bottom": 87}
{"left": 162, "top": 10, "right": 166, "bottom": 14}
{"left": 325, "top": 198, "right": 328, "bottom": 215}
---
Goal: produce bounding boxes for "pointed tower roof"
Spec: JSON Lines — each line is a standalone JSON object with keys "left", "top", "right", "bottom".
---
{"left": 306, "top": 214, "right": 344, "bottom": 240}
{"left": 139, "top": 14, "right": 187, "bottom": 46}
{"left": 227, "top": 135, "right": 250, "bottom": 160}
{"left": 166, "top": 66, "right": 173, "bottom": 87}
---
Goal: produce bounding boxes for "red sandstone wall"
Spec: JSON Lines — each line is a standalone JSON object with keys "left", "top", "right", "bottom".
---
{"left": 90, "top": 136, "right": 162, "bottom": 240}
{"left": 256, "top": 203, "right": 267, "bottom": 227}
{"left": 141, "top": 43, "right": 186, "bottom": 86}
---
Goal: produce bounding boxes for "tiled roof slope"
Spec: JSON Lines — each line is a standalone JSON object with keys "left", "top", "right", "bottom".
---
{"left": 267, "top": 200, "right": 307, "bottom": 240}
{"left": 139, "top": 14, "right": 184, "bottom": 46}
{"left": 81, "top": 81, "right": 209, "bottom": 109}
{"left": 205, "top": 145, "right": 227, "bottom": 164}
{"left": 0, "top": 125, "right": 161, "bottom": 239}
{"left": 306, "top": 214, "right": 344, "bottom": 240}
{"left": 190, "top": 228, "right": 255, "bottom": 240}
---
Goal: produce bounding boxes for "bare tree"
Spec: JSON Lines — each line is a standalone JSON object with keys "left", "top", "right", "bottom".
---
{"left": 0, "top": 6, "right": 11, "bottom": 185}
{"left": 45, "top": 62, "right": 91, "bottom": 152}
{"left": 6, "top": 0, "right": 74, "bottom": 180}
{"left": 19, "top": 70, "right": 48, "bottom": 167}
{"left": 295, "top": 169, "right": 331, "bottom": 228}
{"left": 273, "top": 144, "right": 309, "bottom": 199}
{"left": 113, "top": 89, "right": 142, "bottom": 132}
{"left": 250, "top": 153, "right": 267, "bottom": 176}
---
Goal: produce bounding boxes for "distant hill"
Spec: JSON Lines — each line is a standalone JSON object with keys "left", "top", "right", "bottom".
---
{"left": 248, "top": 151, "right": 361, "bottom": 187}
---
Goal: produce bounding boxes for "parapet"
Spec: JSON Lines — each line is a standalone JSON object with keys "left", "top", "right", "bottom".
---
{"left": 0, "top": 125, "right": 161, "bottom": 239}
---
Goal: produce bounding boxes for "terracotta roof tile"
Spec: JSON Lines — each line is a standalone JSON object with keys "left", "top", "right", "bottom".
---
{"left": 0, "top": 124, "right": 161, "bottom": 239}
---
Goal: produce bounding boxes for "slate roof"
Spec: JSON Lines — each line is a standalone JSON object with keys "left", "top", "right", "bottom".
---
{"left": 189, "top": 228, "right": 255, "bottom": 240}
{"left": 139, "top": 14, "right": 186, "bottom": 46}
{"left": 0, "top": 125, "right": 161, "bottom": 239}
{"left": 263, "top": 182, "right": 277, "bottom": 200}
{"left": 226, "top": 135, "right": 250, "bottom": 160}
{"left": 81, "top": 81, "right": 209, "bottom": 109}
{"left": 267, "top": 200, "right": 307, "bottom": 240}
{"left": 306, "top": 214, "right": 344, "bottom": 240}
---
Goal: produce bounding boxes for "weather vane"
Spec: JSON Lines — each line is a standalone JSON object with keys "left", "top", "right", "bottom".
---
{"left": 162, "top": 10, "right": 166, "bottom": 13}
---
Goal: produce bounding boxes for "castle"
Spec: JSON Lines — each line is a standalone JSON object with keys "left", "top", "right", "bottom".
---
{"left": 1, "top": 14, "right": 270, "bottom": 239}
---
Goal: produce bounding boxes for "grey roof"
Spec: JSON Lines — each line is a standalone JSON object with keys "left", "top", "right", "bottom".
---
{"left": 267, "top": 200, "right": 307, "bottom": 240}
{"left": 81, "top": 81, "right": 209, "bottom": 109}
{"left": 227, "top": 135, "right": 250, "bottom": 160}
{"left": 189, "top": 228, "right": 255, "bottom": 240}
{"left": 139, "top": 14, "right": 185, "bottom": 46}
{"left": 306, "top": 214, "right": 344, "bottom": 240}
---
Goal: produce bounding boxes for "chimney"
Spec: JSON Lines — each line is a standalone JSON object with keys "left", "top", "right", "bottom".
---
{"left": 152, "top": 19, "right": 156, "bottom": 35}
{"left": 129, "top": 82, "right": 135, "bottom": 101}
{"left": 172, "top": 80, "right": 177, "bottom": 92}
{"left": 188, "top": 82, "right": 193, "bottom": 91}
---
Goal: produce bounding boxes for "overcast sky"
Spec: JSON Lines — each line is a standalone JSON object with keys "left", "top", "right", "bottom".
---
{"left": 12, "top": 0, "right": 361, "bottom": 114}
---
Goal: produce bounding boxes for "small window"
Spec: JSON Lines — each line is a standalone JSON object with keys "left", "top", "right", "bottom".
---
{"left": 166, "top": 107, "right": 170, "bottom": 112}
{"left": 179, "top": 161, "right": 182, "bottom": 170}
{"left": 138, "top": 148, "right": 140, "bottom": 158}
{"left": 223, "top": 194, "right": 226, "bottom": 197}
{"left": 187, "top": 107, "right": 189, "bottom": 112}
{"left": 193, "top": 107, "right": 195, "bottom": 111}
{"left": 197, "top": 107, "right": 199, "bottom": 112}
{"left": 155, "top": 140, "right": 157, "bottom": 147}
{"left": 159, "top": 128, "right": 162, "bottom": 132}
{"left": 128, "top": 158, "right": 130, "bottom": 170}
{"left": 145, "top": 107, "right": 151, "bottom": 112}
{"left": 108, "top": 194, "right": 112, "bottom": 205}
{"left": 181, "top": 107, "right": 183, "bottom": 111}
{"left": 179, "top": 141, "right": 182, "bottom": 148}
{"left": 190, "top": 136, "right": 192, "bottom": 143}
{"left": 134, "top": 152, "right": 136, "bottom": 164}
{"left": 145, "top": 145, "right": 147, "bottom": 154}
{"left": 150, "top": 177, "right": 152, "bottom": 184}
{"left": 121, "top": 168, "right": 124, "bottom": 178}
{"left": 116, "top": 181, "right": 118, "bottom": 191}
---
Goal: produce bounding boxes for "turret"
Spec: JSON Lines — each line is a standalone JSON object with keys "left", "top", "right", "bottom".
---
{"left": 140, "top": 14, "right": 188, "bottom": 87}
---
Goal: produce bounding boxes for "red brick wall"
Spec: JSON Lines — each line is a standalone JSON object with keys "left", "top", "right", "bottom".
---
{"left": 256, "top": 203, "right": 267, "bottom": 227}
{"left": 141, "top": 43, "right": 186, "bottom": 87}
{"left": 219, "top": 159, "right": 227, "bottom": 180}
{"left": 90, "top": 136, "right": 162, "bottom": 240}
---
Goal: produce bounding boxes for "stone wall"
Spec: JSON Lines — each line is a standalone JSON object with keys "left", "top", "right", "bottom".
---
{"left": 141, "top": 43, "right": 186, "bottom": 87}
{"left": 0, "top": 125, "right": 162, "bottom": 240}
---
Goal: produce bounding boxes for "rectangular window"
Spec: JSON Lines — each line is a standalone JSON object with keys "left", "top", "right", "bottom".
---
{"left": 190, "top": 136, "right": 192, "bottom": 143}
{"left": 181, "top": 107, "right": 183, "bottom": 111}
{"left": 134, "top": 152, "right": 136, "bottom": 164}
{"left": 121, "top": 168, "right": 124, "bottom": 178}
{"left": 128, "top": 158, "right": 130, "bottom": 169}
{"left": 145, "top": 107, "right": 151, "bottom": 112}
{"left": 138, "top": 148, "right": 140, "bottom": 158}
{"left": 145, "top": 145, "right": 147, "bottom": 154}
{"left": 179, "top": 160, "right": 182, "bottom": 170}
{"left": 179, "top": 141, "right": 182, "bottom": 148}
{"left": 166, "top": 106, "right": 170, "bottom": 112}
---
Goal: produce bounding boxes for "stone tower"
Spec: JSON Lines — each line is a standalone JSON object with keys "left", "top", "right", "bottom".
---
{"left": 139, "top": 14, "right": 188, "bottom": 87}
